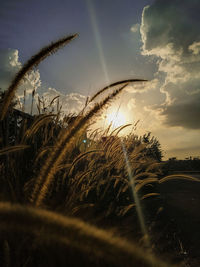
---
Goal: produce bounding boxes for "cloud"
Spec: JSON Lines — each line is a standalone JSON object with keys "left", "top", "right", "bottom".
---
{"left": 0, "top": 49, "right": 41, "bottom": 98}
{"left": 140, "top": 0, "right": 200, "bottom": 129}
{"left": 42, "top": 87, "right": 86, "bottom": 115}
{"left": 188, "top": 41, "right": 200, "bottom": 55}
{"left": 130, "top": 23, "right": 140, "bottom": 33}
{"left": 127, "top": 98, "right": 136, "bottom": 110}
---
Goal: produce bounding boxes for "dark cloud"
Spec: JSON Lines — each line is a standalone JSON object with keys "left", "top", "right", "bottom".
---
{"left": 162, "top": 98, "right": 200, "bottom": 129}
{"left": 141, "top": 0, "right": 200, "bottom": 57}
{"left": 140, "top": 0, "right": 200, "bottom": 129}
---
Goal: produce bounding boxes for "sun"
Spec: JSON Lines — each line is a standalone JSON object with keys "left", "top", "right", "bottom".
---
{"left": 106, "top": 111, "right": 126, "bottom": 129}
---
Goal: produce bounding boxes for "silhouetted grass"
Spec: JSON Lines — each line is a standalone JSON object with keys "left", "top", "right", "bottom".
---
{"left": 0, "top": 35, "right": 199, "bottom": 266}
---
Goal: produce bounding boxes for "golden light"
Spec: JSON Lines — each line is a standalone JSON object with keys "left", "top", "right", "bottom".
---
{"left": 106, "top": 111, "right": 126, "bottom": 129}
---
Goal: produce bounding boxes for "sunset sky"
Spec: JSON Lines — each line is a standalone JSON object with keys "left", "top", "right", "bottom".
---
{"left": 0, "top": 0, "right": 200, "bottom": 159}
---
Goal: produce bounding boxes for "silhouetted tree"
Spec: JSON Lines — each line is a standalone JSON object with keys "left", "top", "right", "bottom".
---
{"left": 142, "top": 132, "right": 163, "bottom": 162}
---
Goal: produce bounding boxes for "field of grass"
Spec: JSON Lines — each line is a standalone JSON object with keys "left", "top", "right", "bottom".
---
{"left": 0, "top": 35, "right": 199, "bottom": 266}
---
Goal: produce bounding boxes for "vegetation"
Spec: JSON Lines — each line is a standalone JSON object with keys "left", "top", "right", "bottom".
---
{"left": 0, "top": 35, "right": 199, "bottom": 266}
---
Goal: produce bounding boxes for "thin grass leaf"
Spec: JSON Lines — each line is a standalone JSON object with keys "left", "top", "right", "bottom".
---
{"left": 146, "top": 162, "right": 163, "bottom": 172}
{"left": 71, "top": 149, "right": 103, "bottom": 170}
{"left": 0, "top": 145, "right": 29, "bottom": 156}
{"left": 22, "top": 114, "right": 56, "bottom": 141}
{"left": 135, "top": 178, "right": 158, "bottom": 192}
{"left": 133, "top": 172, "right": 157, "bottom": 181}
{"left": 120, "top": 204, "right": 136, "bottom": 216}
{"left": 114, "top": 124, "right": 132, "bottom": 136}
{"left": 34, "top": 146, "right": 54, "bottom": 166}
{"left": 141, "top": 193, "right": 160, "bottom": 201}
{"left": 113, "top": 176, "right": 128, "bottom": 189}
{"left": 71, "top": 203, "right": 94, "bottom": 215}
{"left": 50, "top": 95, "right": 60, "bottom": 106}
{"left": 103, "top": 122, "right": 113, "bottom": 136}
{"left": 75, "top": 170, "right": 93, "bottom": 187}
{"left": 159, "top": 174, "right": 200, "bottom": 183}
{"left": 54, "top": 163, "right": 71, "bottom": 172}
{"left": 109, "top": 124, "right": 125, "bottom": 136}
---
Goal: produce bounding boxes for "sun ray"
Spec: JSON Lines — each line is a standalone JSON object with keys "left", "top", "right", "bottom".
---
{"left": 86, "top": 0, "right": 110, "bottom": 85}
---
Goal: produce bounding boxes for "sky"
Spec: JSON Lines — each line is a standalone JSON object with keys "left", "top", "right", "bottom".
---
{"left": 0, "top": 0, "right": 200, "bottom": 160}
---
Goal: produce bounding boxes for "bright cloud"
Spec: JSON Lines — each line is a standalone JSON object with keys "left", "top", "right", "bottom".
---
{"left": 188, "top": 41, "right": 200, "bottom": 55}
{"left": 43, "top": 87, "right": 86, "bottom": 115}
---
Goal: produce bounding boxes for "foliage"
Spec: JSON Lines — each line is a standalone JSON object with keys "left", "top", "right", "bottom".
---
{"left": 141, "top": 132, "right": 163, "bottom": 162}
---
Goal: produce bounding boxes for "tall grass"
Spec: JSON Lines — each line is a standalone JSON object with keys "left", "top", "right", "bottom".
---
{"left": 0, "top": 35, "right": 198, "bottom": 266}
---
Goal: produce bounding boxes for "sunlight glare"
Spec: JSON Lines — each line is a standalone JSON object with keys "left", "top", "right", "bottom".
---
{"left": 106, "top": 111, "right": 126, "bottom": 129}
